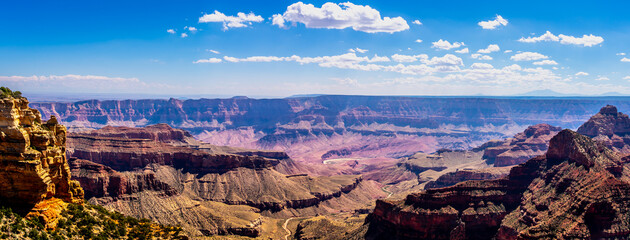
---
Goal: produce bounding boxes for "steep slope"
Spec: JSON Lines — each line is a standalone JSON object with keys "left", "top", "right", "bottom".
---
{"left": 68, "top": 124, "right": 385, "bottom": 237}
{"left": 0, "top": 96, "right": 84, "bottom": 228}
{"left": 480, "top": 123, "right": 561, "bottom": 166}
{"left": 363, "top": 130, "right": 630, "bottom": 239}
{"left": 577, "top": 105, "right": 630, "bottom": 156}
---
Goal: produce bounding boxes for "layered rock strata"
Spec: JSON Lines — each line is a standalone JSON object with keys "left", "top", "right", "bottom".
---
{"left": 577, "top": 105, "right": 630, "bottom": 156}
{"left": 366, "top": 130, "right": 630, "bottom": 239}
{"left": 0, "top": 97, "right": 84, "bottom": 227}
{"left": 481, "top": 123, "right": 561, "bottom": 166}
{"left": 67, "top": 124, "right": 384, "bottom": 236}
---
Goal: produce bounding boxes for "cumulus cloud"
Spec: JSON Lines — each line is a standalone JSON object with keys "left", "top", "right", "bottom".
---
{"left": 199, "top": 10, "right": 264, "bottom": 30}
{"left": 625, "top": 76, "right": 630, "bottom": 80}
{"left": 167, "top": 29, "right": 176, "bottom": 34}
{"left": 595, "top": 76, "right": 610, "bottom": 81}
{"left": 272, "top": 2, "right": 409, "bottom": 33}
{"left": 207, "top": 49, "right": 220, "bottom": 54}
{"left": 575, "top": 72, "right": 589, "bottom": 76}
{"left": 518, "top": 31, "right": 604, "bottom": 47}
{"left": 478, "top": 15, "right": 508, "bottom": 29}
{"left": 477, "top": 44, "right": 500, "bottom": 54}
{"left": 412, "top": 20, "right": 422, "bottom": 25}
{"left": 471, "top": 54, "right": 492, "bottom": 60}
{"left": 510, "top": 52, "right": 549, "bottom": 61}
{"left": 432, "top": 39, "right": 464, "bottom": 50}
{"left": 618, "top": 53, "right": 627, "bottom": 56}
{"left": 415, "top": 39, "right": 423, "bottom": 43}
{"left": 455, "top": 48, "right": 469, "bottom": 54}
{"left": 504, "top": 50, "right": 513, "bottom": 53}
{"left": 622, "top": 57, "right": 630, "bottom": 62}
{"left": 181, "top": 33, "right": 188, "bottom": 38}
{"left": 193, "top": 58, "right": 222, "bottom": 64}
{"left": 533, "top": 60, "right": 558, "bottom": 65}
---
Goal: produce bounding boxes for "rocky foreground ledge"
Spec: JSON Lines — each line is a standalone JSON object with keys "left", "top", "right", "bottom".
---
{"left": 365, "top": 129, "right": 630, "bottom": 239}
{"left": 0, "top": 97, "right": 84, "bottom": 228}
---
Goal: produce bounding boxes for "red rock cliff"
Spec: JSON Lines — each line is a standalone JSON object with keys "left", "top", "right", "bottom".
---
{"left": 0, "top": 97, "right": 84, "bottom": 227}
{"left": 366, "top": 129, "right": 630, "bottom": 239}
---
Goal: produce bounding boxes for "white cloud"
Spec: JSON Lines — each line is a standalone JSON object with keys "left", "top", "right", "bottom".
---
{"left": 455, "top": 48, "right": 469, "bottom": 54}
{"left": 575, "top": 72, "right": 589, "bottom": 76}
{"left": 185, "top": 26, "right": 198, "bottom": 33}
{"left": 504, "top": 50, "right": 513, "bottom": 53}
{"left": 272, "top": 2, "right": 409, "bottom": 33}
{"left": 510, "top": 52, "right": 549, "bottom": 61}
{"left": 478, "top": 15, "right": 508, "bottom": 30}
{"left": 622, "top": 57, "right": 630, "bottom": 62}
{"left": 533, "top": 60, "right": 558, "bottom": 65}
{"left": 424, "top": 54, "right": 464, "bottom": 67}
{"left": 167, "top": 29, "right": 176, "bottom": 34}
{"left": 518, "top": 31, "right": 559, "bottom": 43}
{"left": 477, "top": 44, "right": 500, "bottom": 54}
{"left": 471, "top": 54, "right": 492, "bottom": 60}
{"left": 332, "top": 77, "right": 360, "bottom": 86}
{"left": 596, "top": 76, "right": 610, "bottom": 81}
{"left": 518, "top": 31, "right": 604, "bottom": 47}
{"left": 199, "top": 10, "right": 264, "bottom": 30}
{"left": 271, "top": 14, "right": 286, "bottom": 28}
{"left": 624, "top": 76, "right": 630, "bottom": 80}
{"left": 391, "top": 54, "right": 428, "bottom": 63}
{"left": 617, "top": 53, "right": 627, "bottom": 56}
{"left": 470, "top": 63, "right": 494, "bottom": 69}
{"left": 181, "top": 33, "right": 188, "bottom": 38}
{"left": 193, "top": 58, "right": 222, "bottom": 63}
{"left": 415, "top": 39, "right": 423, "bottom": 43}
{"left": 432, "top": 39, "right": 464, "bottom": 50}
{"left": 207, "top": 49, "right": 220, "bottom": 54}
{"left": 412, "top": 20, "right": 422, "bottom": 25}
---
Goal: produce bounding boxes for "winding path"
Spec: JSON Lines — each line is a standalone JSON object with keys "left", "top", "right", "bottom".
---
{"left": 283, "top": 217, "right": 295, "bottom": 240}
{"left": 381, "top": 186, "right": 393, "bottom": 198}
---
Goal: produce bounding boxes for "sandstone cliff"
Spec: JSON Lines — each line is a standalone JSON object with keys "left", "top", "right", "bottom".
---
{"left": 364, "top": 130, "right": 630, "bottom": 239}
{"left": 0, "top": 96, "right": 84, "bottom": 228}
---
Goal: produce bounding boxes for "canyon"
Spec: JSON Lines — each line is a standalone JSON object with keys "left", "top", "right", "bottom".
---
{"left": 30, "top": 96, "right": 630, "bottom": 165}
{"left": 11, "top": 94, "right": 630, "bottom": 239}
{"left": 66, "top": 124, "right": 385, "bottom": 237}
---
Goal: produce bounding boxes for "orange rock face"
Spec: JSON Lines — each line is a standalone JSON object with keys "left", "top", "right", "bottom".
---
{"left": 366, "top": 130, "right": 630, "bottom": 239}
{"left": 0, "top": 97, "right": 84, "bottom": 227}
{"left": 577, "top": 105, "right": 630, "bottom": 156}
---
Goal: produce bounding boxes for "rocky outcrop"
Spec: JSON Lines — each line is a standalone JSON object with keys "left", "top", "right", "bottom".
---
{"left": 365, "top": 130, "right": 630, "bottom": 239}
{"left": 577, "top": 105, "right": 630, "bottom": 155}
{"left": 67, "top": 133, "right": 280, "bottom": 173}
{"left": 482, "top": 123, "right": 561, "bottom": 166}
{"left": 424, "top": 167, "right": 511, "bottom": 189}
{"left": 0, "top": 97, "right": 84, "bottom": 228}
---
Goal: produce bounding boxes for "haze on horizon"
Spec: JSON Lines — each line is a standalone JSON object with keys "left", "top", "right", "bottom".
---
{"left": 2, "top": 0, "right": 630, "bottom": 97}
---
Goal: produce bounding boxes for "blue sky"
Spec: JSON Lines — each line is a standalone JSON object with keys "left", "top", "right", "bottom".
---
{"left": 2, "top": 0, "right": 630, "bottom": 97}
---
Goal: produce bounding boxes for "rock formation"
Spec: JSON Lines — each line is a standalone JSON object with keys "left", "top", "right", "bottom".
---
{"left": 577, "top": 105, "right": 630, "bottom": 156}
{"left": 0, "top": 96, "right": 84, "bottom": 228}
{"left": 32, "top": 96, "right": 630, "bottom": 164}
{"left": 67, "top": 124, "right": 385, "bottom": 237}
{"left": 364, "top": 129, "right": 630, "bottom": 239}
{"left": 424, "top": 166, "right": 511, "bottom": 189}
{"left": 481, "top": 123, "right": 561, "bottom": 166}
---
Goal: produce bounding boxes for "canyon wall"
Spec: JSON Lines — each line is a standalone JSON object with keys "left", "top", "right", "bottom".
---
{"left": 0, "top": 97, "right": 84, "bottom": 227}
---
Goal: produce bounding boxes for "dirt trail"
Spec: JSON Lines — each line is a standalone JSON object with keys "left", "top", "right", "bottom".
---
{"left": 283, "top": 217, "right": 295, "bottom": 240}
